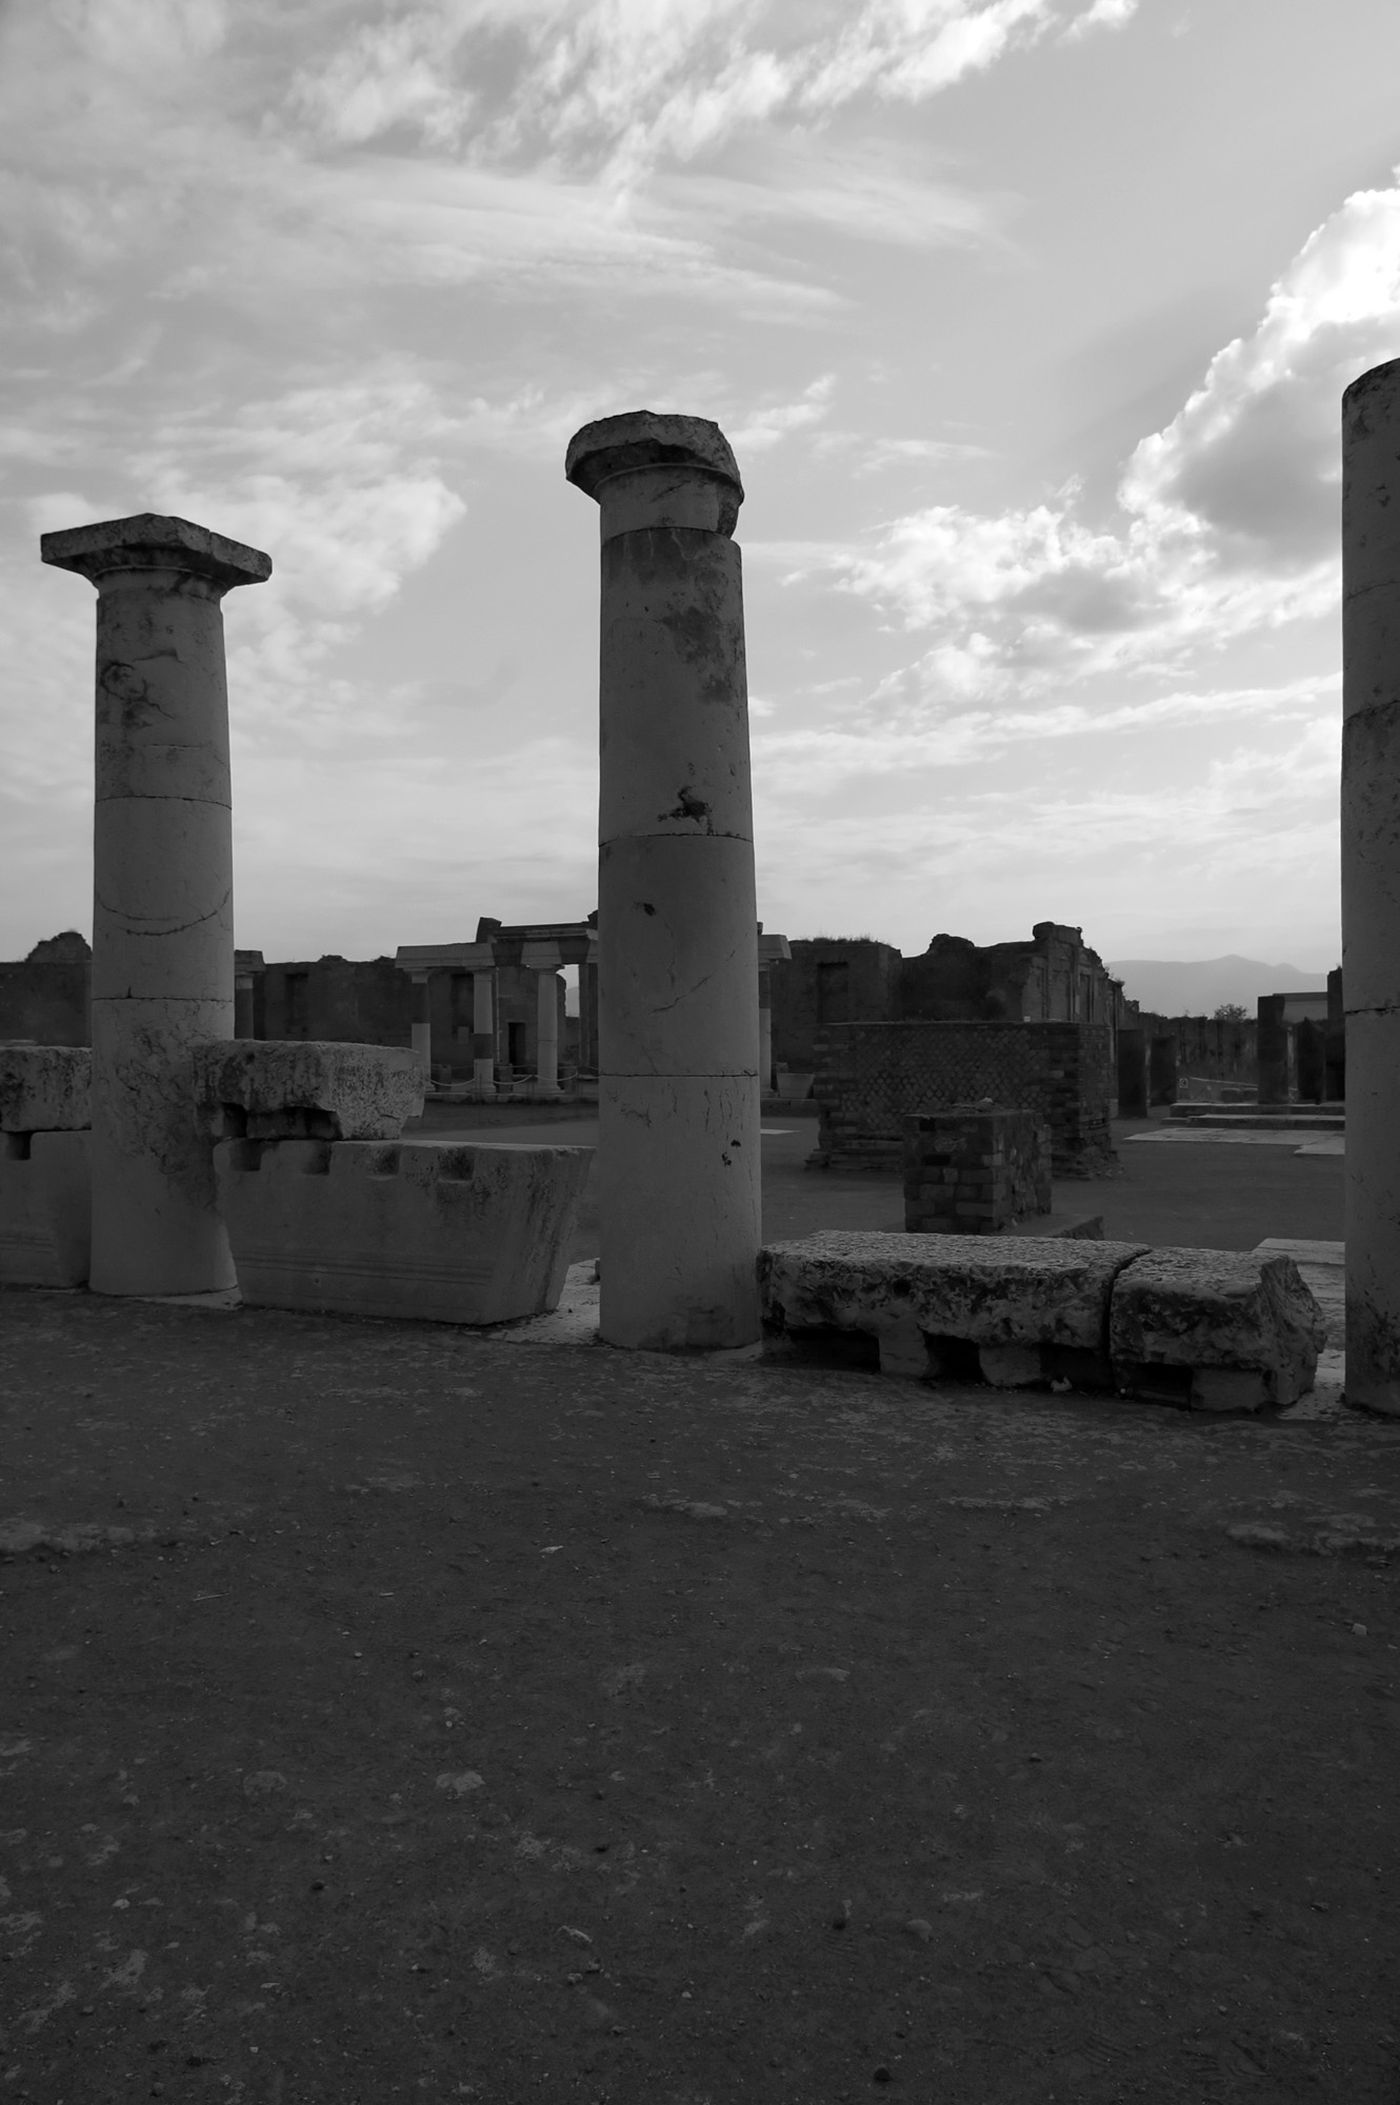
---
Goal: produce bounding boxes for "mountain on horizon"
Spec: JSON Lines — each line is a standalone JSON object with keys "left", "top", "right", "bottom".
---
{"left": 1107, "top": 954, "right": 1337, "bottom": 1017}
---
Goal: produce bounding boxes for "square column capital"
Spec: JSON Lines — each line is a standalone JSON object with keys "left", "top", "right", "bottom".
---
{"left": 41, "top": 513, "right": 271, "bottom": 592}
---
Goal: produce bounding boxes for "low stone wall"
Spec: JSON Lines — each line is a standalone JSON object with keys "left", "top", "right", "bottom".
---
{"left": 903, "top": 1107, "right": 1051, "bottom": 1233}
{"left": 811, "top": 1021, "right": 1115, "bottom": 1178}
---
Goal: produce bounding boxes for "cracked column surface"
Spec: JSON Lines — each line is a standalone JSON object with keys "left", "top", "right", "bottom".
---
{"left": 567, "top": 411, "right": 760, "bottom": 1349}
{"left": 1343, "top": 360, "right": 1400, "bottom": 1412}
{"left": 41, "top": 513, "right": 271, "bottom": 1295}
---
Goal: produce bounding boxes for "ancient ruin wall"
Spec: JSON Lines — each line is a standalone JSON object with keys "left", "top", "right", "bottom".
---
{"left": 811, "top": 1020, "right": 1116, "bottom": 1178}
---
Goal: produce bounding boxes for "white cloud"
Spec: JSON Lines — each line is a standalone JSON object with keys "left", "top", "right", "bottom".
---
{"left": 731, "top": 373, "right": 836, "bottom": 451}
{"left": 808, "top": 171, "right": 1400, "bottom": 711}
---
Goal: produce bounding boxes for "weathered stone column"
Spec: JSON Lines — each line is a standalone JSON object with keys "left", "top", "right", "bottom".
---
{"left": 40, "top": 513, "right": 270, "bottom": 1294}
{"left": 472, "top": 965, "right": 496, "bottom": 1098}
{"left": 410, "top": 973, "right": 432, "bottom": 1076}
{"left": 234, "top": 950, "right": 262, "bottom": 1040}
{"left": 567, "top": 411, "right": 760, "bottom": 1349}
{"left": 1115, "top": 1026, "right": 1149, "bottom": 1119}
{"left": 523, "top": 941, "right": 561, "bottom": 1097}
{"left": 1342, "top": 357, "right": 1400, "bottom": 1412}
{"left": 1256, "top": 994, "right": 1291, "bottom": 1105}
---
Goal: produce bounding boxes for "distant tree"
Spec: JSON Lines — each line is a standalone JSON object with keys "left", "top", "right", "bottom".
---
{"left": 1213, "top": 1002, "right": 1248, "bottom": 1022}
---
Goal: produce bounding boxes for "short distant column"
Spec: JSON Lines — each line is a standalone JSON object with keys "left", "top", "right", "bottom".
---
{"left": 758, "top": 966, "right": 774, "bottom": 1096}
{"left": 1116, "top": 1026, "right": 1148, "bottom": 1118}
{"left": 234, "top": 973, "right": 257, "bottom": 1040}
{"left": 472, "top": 967, "right": 496, "bottom": 1098}
{"left": 523, "top": 940, "right": 561, "bottom": 1096}
{"left": 567, "top": 411, "right": 760, "bottom": 1349}
{"left": 1342, "top": 357, "right": 1400, "bottom": 1412}
{"left": 410, "top": 973, "right": 432, "bottom": 1076}
{"left": 40, "top": 512, "right": 270, "bottom": 1294}
{"left": 1256, "top": 995, "right": 1290, "bottom": 1105}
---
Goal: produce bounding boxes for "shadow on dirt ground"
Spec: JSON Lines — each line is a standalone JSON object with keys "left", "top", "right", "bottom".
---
{"left": 2, "top": 1285, "right": 1398, "bottom": 2103}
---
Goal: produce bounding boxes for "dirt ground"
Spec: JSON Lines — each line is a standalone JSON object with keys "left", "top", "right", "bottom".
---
{"left": 2, "top": 1263, "right": 1398, "bottom": 2104}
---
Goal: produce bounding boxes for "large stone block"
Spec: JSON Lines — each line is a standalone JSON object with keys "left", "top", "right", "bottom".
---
{"left": 192, "top": 1040, "right": 424, "bottom": 1141}
{"left": 0, "top": 1046, "right": 91, "bottom": 1133}
{"left": 759, "top": 1229, "right": 1147, "bottom": 1385}
{"left": 0, "top": 1131, "right": 91, "bottom": 1286}
{"left": 1109, "top": 1246, "right": 1327, "bottom": 1410}
{"left": 214, "top": 1138, "right": 592, "bottom": 1324}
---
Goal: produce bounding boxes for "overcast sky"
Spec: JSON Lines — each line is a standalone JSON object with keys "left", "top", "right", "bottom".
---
{"left": 3, "top": 0, "right": 1397, "bottom": 970}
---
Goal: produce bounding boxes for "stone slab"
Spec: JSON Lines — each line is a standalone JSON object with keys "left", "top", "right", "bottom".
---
{"left": 192, "top": 1041, "right": 424, "bottom": 1142}
{"left": 0, "top": 1047, "right": 92, "bottom": 1133}
{"left": 0, "top": 1131, "right": 91, "bottom": 1286}
{"left": 214, "top": 1138, "right": 592, "bottom": 1324}
{"left": 1109, "top": 1246, "right": 1327, "bottom": 1410}
{"left": 758, "top": 1229, "right": 1148, "bottom": 1381}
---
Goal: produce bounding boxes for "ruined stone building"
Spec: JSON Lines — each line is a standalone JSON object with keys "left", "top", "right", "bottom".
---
{"left": 777, "top": 924, "right": 1130, "bottom": 1179}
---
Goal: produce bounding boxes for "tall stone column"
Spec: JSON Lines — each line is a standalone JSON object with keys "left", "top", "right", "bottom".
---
{"left": 1342, "top": 357, "right": 1400, "bottom": 1413}
{"left": 566, "top": 411, "right": 760, "bottom": 1350}
{"left": 40, "top": 512, "right": 270, "bottom": 1294}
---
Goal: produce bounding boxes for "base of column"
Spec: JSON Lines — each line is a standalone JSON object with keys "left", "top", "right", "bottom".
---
{"left": 598, "top": 1071, "right": 760, "bottom": 1351}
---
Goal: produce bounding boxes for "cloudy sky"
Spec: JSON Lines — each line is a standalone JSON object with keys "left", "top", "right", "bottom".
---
{"left": 3, "top": 0, "right": 1397, "bottom": 972}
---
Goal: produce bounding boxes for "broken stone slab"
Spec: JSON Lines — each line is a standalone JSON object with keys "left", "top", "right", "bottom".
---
{"left": 1108, "top": 1246, "right": 1328, "bottom": 1411}
{"left": 214, "top": 1137, "right": 592, "bottom": 1323}
{"left": 758, "top": 1229, "right": 1148, "bottom": 1386}
{"left": 191, "top": 1040, "right": 424, "bottom": 1142}
{"left": 0, "top": 1131, "right": 91, "bottom": 1286}
{"left": 0, "top": 1046, "right": 91, "bottom": 1133}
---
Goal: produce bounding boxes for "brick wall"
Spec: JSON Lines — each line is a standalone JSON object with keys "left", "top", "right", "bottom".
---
{"left": 903, "top": 1108, "right": 1052, "bottom": 1232}
{"left": 811, "top": 1020, "right": 1116, "bottom": 1178}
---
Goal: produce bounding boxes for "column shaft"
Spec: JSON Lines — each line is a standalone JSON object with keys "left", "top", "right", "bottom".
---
{"left": 41, "top": 514, "right": 270, "bottom": 1295}
{"left": 410, "top": 974, "right": 432, "bottom": 1076}
{"left": 472, "top": 968, "right": 496, "bottom": 1097}
{"left": 568, "top": 412, "right": 760, "bottom": 1350}
{"left": 1342, "top": 358, "right": 1400, "bottom": 1411}
{"left": 536, "top": 971, "right": 559, "bottom": 1093}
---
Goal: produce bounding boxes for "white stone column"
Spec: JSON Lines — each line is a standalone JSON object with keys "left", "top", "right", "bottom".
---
{"left": 472, "top": 966, "right": 496, "bottom": 1099}
{"left": 40, "top": 512, "right": 270, "bottom": 1294}
{"left": 523, "top": 939, "right": 561, "bottom": 1098}
{"left": 1342, "top": 357, "right": 1400, "bottom": 1413}
{"left": 566, "top": 411, "right": 760, "bottom": 1350}
{"left": 410, "top": 972, "right": 432, "bottom": 1077}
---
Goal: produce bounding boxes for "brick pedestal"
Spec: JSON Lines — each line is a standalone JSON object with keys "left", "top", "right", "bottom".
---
{"left": 904, "top": 1107, "right": 1052, "bottom": 1234}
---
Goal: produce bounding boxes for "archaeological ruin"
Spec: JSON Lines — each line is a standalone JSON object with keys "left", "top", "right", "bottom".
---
{"left": 0, "top": 377, "right": 1371, "bottom": 1418}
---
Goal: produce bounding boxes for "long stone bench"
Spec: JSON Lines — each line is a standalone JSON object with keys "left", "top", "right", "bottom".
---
{"left": 759, "top": 1229, "right": 1149, "bottom": 1389}
{"left": 758, "top": 1230, "right": 1327, "bottom": 1409}
{"left": 1109, "top": 1246, "right": 1328, "bottom": 1410}
{"left": 0, "top": 1047, "right": 92, "bottom": 1287}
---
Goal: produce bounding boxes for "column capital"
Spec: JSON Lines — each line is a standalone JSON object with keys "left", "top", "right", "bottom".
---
{"left": 566, "top": 412, "right": 743, "bottom": 539}
{"left": 40, "top": 513, "right": 272, "bottom": 593}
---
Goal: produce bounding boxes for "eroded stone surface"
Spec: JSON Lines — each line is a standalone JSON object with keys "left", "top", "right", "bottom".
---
{"left": 192, "top": 1041, "right": 425, "bottom": 1142}
{"left": 0, "top": 1130, "right": 91, "bottom": 1285}
{"left": 0, "top": 1047, "right": 91, "bottom": 1133}
{"left": 214, "top": 1138, "right": 591, "bottom": 1323}
{"left": 758, "top": 1229, "right": 1148, "bottom": 1369}
{"left": 1109, "top": 1246, "right": 1327, "bottom": 1409}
